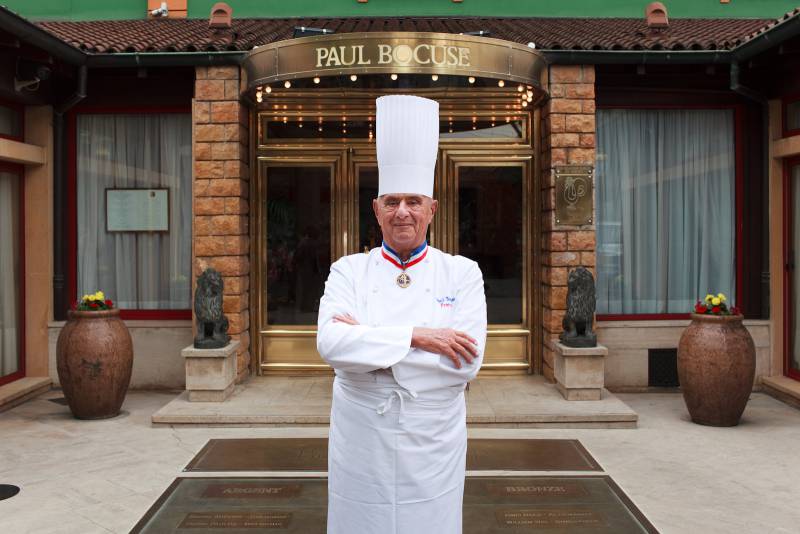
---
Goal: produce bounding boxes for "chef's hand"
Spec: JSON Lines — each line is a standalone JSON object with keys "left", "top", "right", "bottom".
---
{"left": 411, "top": 327, "right": 478, "bottom": 369}
{"left": 333, "top": 313, "right": 359, "bottom": 325}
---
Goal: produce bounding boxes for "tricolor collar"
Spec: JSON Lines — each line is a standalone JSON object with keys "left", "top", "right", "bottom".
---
{"left": 381, "top": 241, "right": 428, "bottom": 270}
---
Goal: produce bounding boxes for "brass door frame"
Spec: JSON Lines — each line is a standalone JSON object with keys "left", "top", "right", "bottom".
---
{"left": 438, "top": 151, "right": 534, "bottom": 371}
{"left": 253, "top": 90, "right": 539, "bottom": 375}
{"left": 253, "top": 151, "right": 348, "bottom": 373}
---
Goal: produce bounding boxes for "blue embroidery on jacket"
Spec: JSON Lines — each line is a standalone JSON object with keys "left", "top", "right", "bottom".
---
{"left": 436, "top": 296, "right": 456, "bottom": 308}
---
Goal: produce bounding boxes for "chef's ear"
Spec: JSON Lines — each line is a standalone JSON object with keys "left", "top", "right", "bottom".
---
{"left": 429, "top": 198, "right": 438, "bottom": 217}
{"left": 373, "top": 197, "right": 381, "bottom": 220}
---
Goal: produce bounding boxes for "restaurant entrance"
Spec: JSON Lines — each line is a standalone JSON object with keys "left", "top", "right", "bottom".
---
{"left": 252, "top": 87, "right": 539, "bottom": 375}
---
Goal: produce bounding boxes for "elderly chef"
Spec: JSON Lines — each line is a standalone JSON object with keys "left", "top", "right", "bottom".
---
{"left": 317, "top": 94, "right": 487, "bottom": 534}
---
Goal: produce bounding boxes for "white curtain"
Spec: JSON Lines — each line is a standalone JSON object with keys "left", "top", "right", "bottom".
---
{"left": 0, "top": 171, "right": 20, "bottom": 376}
{"left": 596, "top": 109, "right": 736, "bottom": 314}
{"left": 77, "top": 114, "right": 192, "bottom": 309}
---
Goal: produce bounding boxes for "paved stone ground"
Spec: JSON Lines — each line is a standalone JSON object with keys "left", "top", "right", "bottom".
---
{"left": 0, "top": 389, "right": 798, "bottom": 533}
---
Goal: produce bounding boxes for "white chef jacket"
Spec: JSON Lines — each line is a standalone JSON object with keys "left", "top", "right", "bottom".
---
{"left": 317, "top": 245, "right": 487, "bottom": 534}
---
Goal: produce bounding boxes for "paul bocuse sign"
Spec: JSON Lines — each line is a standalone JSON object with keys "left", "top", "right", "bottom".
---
{"left": 243, "top": 31, "right": 546, "bottom": 89}
{"left": 315, "top": 43, "right": 472, "bottom": 68}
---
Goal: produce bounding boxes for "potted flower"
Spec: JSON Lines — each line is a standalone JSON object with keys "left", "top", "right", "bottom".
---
{"left": 677, "top": 293, "right": 755, "bottom": 427}
{"left": 56, "top": 291, "right": 133, "bottom": 419}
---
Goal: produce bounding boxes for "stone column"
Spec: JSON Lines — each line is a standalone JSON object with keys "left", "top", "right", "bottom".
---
{"left": 540, "top": 65, "right": 596, "bottom": 382}
{"left": 192, "top": 66, "right": 251, "bottom": 383}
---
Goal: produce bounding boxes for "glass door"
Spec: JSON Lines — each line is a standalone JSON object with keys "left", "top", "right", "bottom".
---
{"left": 0, "top": 169, "right": 22, "bottom": 386}
{"left": 439, "top": 153, "right": 533, "bottom": 370}
{"left": 256, "top": 152, "right": 347, "bottom": 371}
{"left": 787, "top": 159, "right": 800, "bottom": 380}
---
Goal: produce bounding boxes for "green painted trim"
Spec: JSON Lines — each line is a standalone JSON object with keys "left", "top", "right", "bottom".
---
{"left": 2, "top": 0, "right": 798, "bottom": 21}
{"left": 1, "top": 0, "right": 143, "bottom": 21}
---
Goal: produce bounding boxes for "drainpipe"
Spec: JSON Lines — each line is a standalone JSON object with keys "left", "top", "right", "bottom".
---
{"left": 53, "top": 64, "right": 87, "bottom": 320}
{"left": 729, "top": 62, "right": 770, "bottom": 319}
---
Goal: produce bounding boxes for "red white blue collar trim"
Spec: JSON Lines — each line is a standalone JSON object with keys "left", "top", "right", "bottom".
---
{"left": 381, "top": 241, "right": 428, "bottom": 270}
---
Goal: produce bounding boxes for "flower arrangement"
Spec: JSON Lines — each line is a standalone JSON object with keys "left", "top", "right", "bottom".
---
{"left": 694, "top": 293, "right": 741, "bottom": 316}
{"left": 72, "top": 290, "right": 114, "bottom": 311}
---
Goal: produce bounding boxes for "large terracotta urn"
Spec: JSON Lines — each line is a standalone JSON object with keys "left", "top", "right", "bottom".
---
{"left": 677, "top": 313, "right": 755, "bottom": 426}
{"left": 56, "top": 308, "right": 133, "bottom": 419}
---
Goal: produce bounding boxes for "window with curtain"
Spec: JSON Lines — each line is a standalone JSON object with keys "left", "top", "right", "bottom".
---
{"left": 0, "top": 171, "right": 20, "bottom": 378}
{"left": 0, "top": 104, "right": 21, "bottom": 139}
{"left": 77, "top": 114, "right": 192, "bottom": 310}
{"left": 595, "top": 109, "right": 736, "bottom": 315}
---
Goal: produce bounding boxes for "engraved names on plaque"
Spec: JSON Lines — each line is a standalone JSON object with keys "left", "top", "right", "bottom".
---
{"left": 178, "top": 511, "right": 292, "bottom": 529}
{"left": 495, "top": 508, "right": 607, "bottom": 529}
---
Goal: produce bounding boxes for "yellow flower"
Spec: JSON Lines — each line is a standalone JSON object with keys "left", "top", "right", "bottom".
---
{"left": 82, "top": 294, "right": 89, "bottom": 301}
{"left": 717, "top": 293, "right": 726, "bottom": 302}
{"left": 94, "top": 291, "right": 104, "bottom": 300}
{"left": 705, "top": 294, "right": 714, "bottom": 303}
{"left": 711, "top": 297, "right": 721, "bottom": 306}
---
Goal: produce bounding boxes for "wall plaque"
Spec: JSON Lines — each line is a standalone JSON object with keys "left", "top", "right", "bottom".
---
{"left": 106, "top": 188, "right": 169, "bottom": 232}
{"left": 554, "top": 165, "right": 593, "bottom": 226}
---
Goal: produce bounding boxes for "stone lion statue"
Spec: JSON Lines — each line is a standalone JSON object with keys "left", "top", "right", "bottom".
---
{"left": 560, "top": 265, "right": 597, "bottom": 348}
{"left": 194, "top": 268, "right": 230, "bottom": 349}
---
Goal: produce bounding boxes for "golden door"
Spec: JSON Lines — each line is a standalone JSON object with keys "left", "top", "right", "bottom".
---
{"left": 252, "top": 89, "right": 539, "bottom": 375}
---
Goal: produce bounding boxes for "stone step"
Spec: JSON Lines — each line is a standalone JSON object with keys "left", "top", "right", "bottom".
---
{"left": 152, "top": 375, "right": 638, "bottom": 428}
{"left": 0, "top": 377, "right": 52, "bottom": 413}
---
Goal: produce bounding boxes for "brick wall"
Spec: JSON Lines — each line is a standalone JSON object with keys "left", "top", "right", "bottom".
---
{"left": 540, "top": 65, "right": 596, "bottom": 381}
{"left": 193, "top": 66, "right": 251, "bottom": 382}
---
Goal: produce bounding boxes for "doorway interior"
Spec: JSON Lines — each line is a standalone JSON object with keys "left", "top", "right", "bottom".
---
{"left": 252, "top": 85, "right": 540, "bottom": 375}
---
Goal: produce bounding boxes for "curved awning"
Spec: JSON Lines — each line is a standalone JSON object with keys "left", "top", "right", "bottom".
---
{"left": 242, "top": 31, "right": 547, "bottom": 92}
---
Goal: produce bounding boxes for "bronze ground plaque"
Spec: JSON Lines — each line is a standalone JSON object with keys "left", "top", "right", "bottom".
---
{"left": 132, "top": 476, "right": 658, "bottom": 533}
{"left": 184, "top": 438, "right": 601, "bottom": 472}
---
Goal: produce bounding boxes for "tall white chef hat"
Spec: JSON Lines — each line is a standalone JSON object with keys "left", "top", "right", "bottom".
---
{"left": 376, "top": 95, "right": 439, "bottom": 198}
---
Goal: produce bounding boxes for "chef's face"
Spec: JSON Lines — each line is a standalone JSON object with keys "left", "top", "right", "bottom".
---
{"left": 373, "top": 194, "right": 438, "bottom": 253}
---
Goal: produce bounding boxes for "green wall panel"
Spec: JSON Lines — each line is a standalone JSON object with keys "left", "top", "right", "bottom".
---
{"left": 2, "top": 0, "right": 798, "bottom": 21}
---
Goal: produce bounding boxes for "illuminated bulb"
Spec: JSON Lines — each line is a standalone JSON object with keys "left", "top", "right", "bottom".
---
{"left": 313, "top": 77, "right": 320, "bottom": 84}
{"left": 256, "top": 94, "right": 262, "bottom": 103}
{"left": 318, "top": 117, "right": 323, "bottom": 123}
{"left": 283, "top": 116, "right": 288, "bottom": 124}
{"left": 265, "top": 85, "right": 272, "bottom": 94}
{"left": 318, "top": 126, "right": 323, "bottom": 132}
{"left": 431, "top": 74, "right": 439, "bottom": 81}
{"left": 284, "top": 80, "right": 291, "bottom": 89}
{"left": 491, "top": 122, "right": 495, "bottom": 127}
{"left": 472, "top": 125, "right": 476, "bottom": 130}
{"left": 522, "top": 100, "right": 528, "bottom": 107}
{"left": 517, "top": 84, "right": 524, "bottom": 92}
{"left": 526, "top": 90, "right": 533, "bottom": 98}
{"left": 256, "top": 90, "right": 262, "bottom": 99}
{"left": 468, "top": 76, "right": 475, "bottom": 84}
{"left": 527, "top": 94, "right": 533, "bottom": 102}
{"left": 449, "top": 128, "right": 453, "bottom": 133}
{"left": 506, "top": 116, "right": 511, "bottom": 123}
{"left": 390, "top": 73, "right": 398, "bottom": 81}
{"left": 350, "top": 74, "right": 358, "bottom": 82}
{"left": 343, "top": 128, "right": 347, "bottom": 134}
{"left": 498, "top": 80, "right": 505, "bottom": 87}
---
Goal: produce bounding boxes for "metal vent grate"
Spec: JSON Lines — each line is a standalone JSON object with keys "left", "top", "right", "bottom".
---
{"left": 648, "top": 348, "right": 680, "bottom": 387}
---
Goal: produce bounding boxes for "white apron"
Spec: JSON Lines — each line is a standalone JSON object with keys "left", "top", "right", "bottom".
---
{"left": 317, "top": 246, "right": 487, "bottom": 534}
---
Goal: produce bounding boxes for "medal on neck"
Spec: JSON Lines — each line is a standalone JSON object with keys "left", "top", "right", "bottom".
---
{"left": 381, "top": 241, "right": 428, "bottom": 289}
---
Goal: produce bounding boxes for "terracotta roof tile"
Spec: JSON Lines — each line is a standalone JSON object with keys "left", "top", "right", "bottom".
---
{"left": 35, "top": 16, "right": 775, "bottom": 55}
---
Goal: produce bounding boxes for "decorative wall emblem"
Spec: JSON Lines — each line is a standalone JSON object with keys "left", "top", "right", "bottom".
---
{"left": 554, "top": 165, "right": 593, "bottom": 226}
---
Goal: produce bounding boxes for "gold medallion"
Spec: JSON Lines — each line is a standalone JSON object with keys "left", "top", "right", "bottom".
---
{"left": 396, "top": 272, "right": 411, "bottom": 288}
